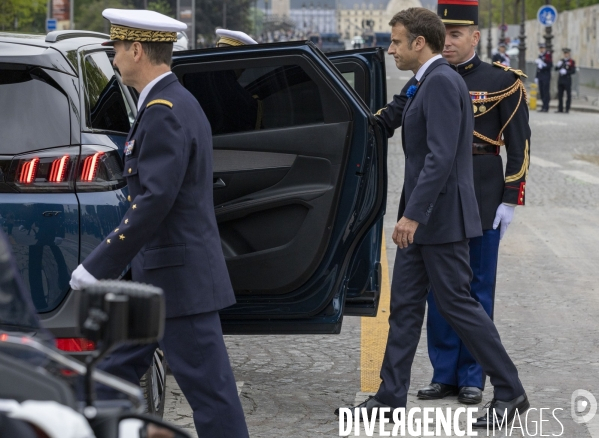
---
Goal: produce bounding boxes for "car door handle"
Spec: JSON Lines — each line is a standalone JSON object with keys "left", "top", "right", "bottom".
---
{"left": 213, "top": 178, "right": 226, "bottom": 189}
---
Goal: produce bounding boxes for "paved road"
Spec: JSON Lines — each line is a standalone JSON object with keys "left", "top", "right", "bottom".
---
{"left": 164, "top": 56, "right": 599, "bottom": 437}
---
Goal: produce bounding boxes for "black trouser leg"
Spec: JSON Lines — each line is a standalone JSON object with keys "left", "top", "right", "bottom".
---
{"left": 558, "top": 82, "right": 565, "bottom": 112}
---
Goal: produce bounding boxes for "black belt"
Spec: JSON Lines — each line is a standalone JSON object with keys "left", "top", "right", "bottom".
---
{"left": 472, "top": 143, "right": 499, "bottom": 155}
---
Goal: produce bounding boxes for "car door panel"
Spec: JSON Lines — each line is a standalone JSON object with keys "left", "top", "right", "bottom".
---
{"left": 328, "top": 48, "right": 388, "bottom": 316}
{"left": 171, "top": 42, "right": 385, "bottom": 333}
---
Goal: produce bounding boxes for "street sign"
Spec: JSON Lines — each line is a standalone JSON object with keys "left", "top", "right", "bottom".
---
{"left": 46, "top": 18, "right": 57, "bottom": 32}
{"left": 499, "top": 23, "right": 508, "bottom": 32}
{"left": 537, "top": 5, "right": 558, "bottom": 27}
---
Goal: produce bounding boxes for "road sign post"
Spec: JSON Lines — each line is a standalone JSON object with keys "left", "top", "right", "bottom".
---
{"left": 46, "top": 18, "right": 57, "bottom": 32}
{"left": 537, "top": 5, "right": 558, "bottom": 27}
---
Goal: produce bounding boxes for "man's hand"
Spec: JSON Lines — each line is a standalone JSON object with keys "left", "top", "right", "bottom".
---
{"left": 69, "top": 264, "right": 98, "bottom": 291}
{"left": 392, "top": 217, "right": 419, "bottom": 248}
{"left": 492, "top": 203, "right": 516, "bottom": 240}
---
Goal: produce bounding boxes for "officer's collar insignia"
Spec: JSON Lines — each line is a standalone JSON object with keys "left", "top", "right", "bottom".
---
{"left": 125, "top": 140, "right": 135, "bottom": 156}
{"left": 454, "top": 54, "right": 481, "bottom": 75}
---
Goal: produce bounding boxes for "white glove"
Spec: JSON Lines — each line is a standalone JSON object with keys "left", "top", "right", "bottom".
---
{"left": 54, "top": 237, "right": 63, "bottom": 246}
{"left": 534, "top": 78, "right": 538, "bottom": 85}
{"left": 535, "top": 58, "right": 546, "bottom": 68}
{"left": 557, "top": 60, "right": 563, "bottom": 68}
{"left": 492, "top": 203, "right": 516, "bottom": 240}
{"left": 559, "top": 68, "right": 567, "bottom": 75}
{"left": 9, "top": 400, "right": 95, "bottom": 438}
{"left": 69, "top": 264, "right": 98, "bottom": 290}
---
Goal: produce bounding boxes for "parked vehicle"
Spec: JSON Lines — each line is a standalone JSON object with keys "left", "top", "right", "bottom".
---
{"left": 0, "top": 230, "right": 190, "bottom": 437}
{"left": 362, "top": 31, "right": 392, "bottom": 50}
{"left": 0, "top": 30, "right": 387, "bottom": 415}
{"left": 307, "top": 32, "right": 346, "bottom": 52}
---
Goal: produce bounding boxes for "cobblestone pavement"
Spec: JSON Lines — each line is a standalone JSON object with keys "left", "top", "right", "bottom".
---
{"left": 164, "top": 57, "right": 599, "bottom": 437}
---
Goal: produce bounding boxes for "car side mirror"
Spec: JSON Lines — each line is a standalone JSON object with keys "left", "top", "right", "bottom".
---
{"left": 78, "top": 280, "right": 165, "bottom": 406}
{"left": 119, "top": 414, "right": 191, "bottom": 438}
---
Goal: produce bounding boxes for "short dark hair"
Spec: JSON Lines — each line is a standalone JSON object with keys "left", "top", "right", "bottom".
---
{"left": 389, "top": 8, "right": 445, "bottom": 54}
{"left": 124, "top": 41, "right": 173, "bottom": 66}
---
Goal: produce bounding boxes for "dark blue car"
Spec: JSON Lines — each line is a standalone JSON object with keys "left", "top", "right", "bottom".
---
{"left": 0, "top": 30, "right": 387, "bottom": 414}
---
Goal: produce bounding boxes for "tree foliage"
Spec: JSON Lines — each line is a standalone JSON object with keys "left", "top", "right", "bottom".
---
{"left": 0, "top": 0, "right": 47, "bottom": 32}
{"left": 479, "top": 0, "right": 599, "bottom": 27}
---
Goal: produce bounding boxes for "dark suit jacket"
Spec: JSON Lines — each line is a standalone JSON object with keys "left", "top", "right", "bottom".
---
{"left": 399, "top": 58, "right": 482, "bottom": 245}
{"left": 83, "top": 74, "right": 236, "bottom": 318}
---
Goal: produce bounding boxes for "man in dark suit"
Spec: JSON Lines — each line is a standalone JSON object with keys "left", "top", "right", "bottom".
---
{"left": 69, "top": 9, "right": 248, "bottom": 437}
{"left": 339, "top": 8, "right": 528, "bottom": 428}
{"left": 535, "top": 43, "right": 553, "bottom": 112}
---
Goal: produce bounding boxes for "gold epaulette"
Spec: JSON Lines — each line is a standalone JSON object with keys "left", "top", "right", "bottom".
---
{"left": 492, "top": 61, "right": 528, "bottom": 78}
{"left": 146, "top": 99, "right": 173, "bottom": 109}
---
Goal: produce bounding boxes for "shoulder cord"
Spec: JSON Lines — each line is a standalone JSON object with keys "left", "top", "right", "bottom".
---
{"left": 472, "top": 79, "right": 527, "bottom": 146}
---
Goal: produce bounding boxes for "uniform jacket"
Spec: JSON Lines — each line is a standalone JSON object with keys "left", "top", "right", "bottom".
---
{"left": 377, "top": 55, "right": 531, "bottom": 230}
{"left": 83, "top": 73, "right": 236, "bottom": 318}
{"left": 536, "top": 51, "right": 553, "bottom": 81}
{"left": 556, "top": 57, "right": 576, "bottom": 82}
{"left": 399, "top": 58, "right": 482, "bottom": 244}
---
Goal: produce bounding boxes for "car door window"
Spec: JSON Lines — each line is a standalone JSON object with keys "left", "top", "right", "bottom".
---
{"left": 0, "top": 65, "right": 70, "bottom": 155}
{"left": 82, "top": 52, "right": 132, "bottom": 134}
{"left": 182, "top": 64, "right": 324, "bottom": 135}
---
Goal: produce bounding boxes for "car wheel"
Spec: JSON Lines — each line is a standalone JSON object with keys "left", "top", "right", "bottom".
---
{"left": 140, "top": 348, "right": 167, "bottom": 418}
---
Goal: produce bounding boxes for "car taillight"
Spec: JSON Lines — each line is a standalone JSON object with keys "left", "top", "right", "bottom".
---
{"left": 19, "top": 157, "right": 39, "bottom": 183}
{"left": 48, "top": 155, "right": 70, "bottom": 183}
{"left": 55, "top": 337, "right": 96, "bottom": 352}
{"left": 81, "top": 152, "right": 104, "bottom": 182}
{"left": 77, "top": 146, "right": 125, "bottom": 192}
{"left": 1, "top": 147, "right": 78, "bottom": 193}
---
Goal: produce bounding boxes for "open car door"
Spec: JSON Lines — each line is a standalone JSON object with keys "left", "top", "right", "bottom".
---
{"left": 171, "top": 42, "right": 387, "bottom": 334}
{"left": 327, "top": 47, "right": 388, "bottom": 316}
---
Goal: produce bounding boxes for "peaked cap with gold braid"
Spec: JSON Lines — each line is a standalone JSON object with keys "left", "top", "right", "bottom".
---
{"left": 101, "top": 9, "right": 187, "bottom": 46}
{"left": 437, "top": 0, "right": 479, "bottom": 25}
{"left": 215, "top": 29, "right": 258, "bottom": 47}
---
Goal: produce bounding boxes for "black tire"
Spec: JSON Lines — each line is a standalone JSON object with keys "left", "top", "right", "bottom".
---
{"left": 140, "top": 348, "right": 167, "bottom": 418}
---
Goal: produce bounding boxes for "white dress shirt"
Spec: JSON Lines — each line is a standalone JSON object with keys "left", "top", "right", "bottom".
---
{"left": 415, "top": 54, "right": 443, "bottom": 82}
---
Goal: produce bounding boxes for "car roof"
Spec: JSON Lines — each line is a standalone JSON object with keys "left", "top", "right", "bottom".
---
{"left": 0, "top": 31, "right": 110, "bottom": 76}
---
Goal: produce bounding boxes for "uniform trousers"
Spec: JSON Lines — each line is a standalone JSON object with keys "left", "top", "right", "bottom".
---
{"left": 97, "top": 311, "right": 249, "bottom": 437}
{"left": 558, "top": 78, "right": 572, "bottom": 112}
{"left": 426, "top": 228, "right": 500, "bottom": 389}
{"left": 538, "top": 78, "right": 551, "bottom": 111}
{"left": 375, "top": 239, "right": 523, "bottom": 408}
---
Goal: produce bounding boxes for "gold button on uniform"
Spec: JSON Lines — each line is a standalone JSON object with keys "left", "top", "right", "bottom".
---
{"left": 128, "top": 168, "right": 132, "bottom": 174}
{"left": 119, "top": 234, "right": 126, "bottom": 240}
{"left": 128, "top": 195, "right": 131, "bottom": 201}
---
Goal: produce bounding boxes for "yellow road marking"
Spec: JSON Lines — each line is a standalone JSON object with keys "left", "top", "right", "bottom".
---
{"left": 361, "top": 231, "right": 391, "bottom": 392}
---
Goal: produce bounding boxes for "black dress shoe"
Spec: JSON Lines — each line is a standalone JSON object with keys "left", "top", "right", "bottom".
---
{"left": 334, "top": 395, "right": 392, "bottom": 419}
{"left": 472, "top": 393, "right": 530, "bottom": 429}
{"left": 555, "top": 110, "right": 563, "bottom": 113}
{"left": 417, "top": 382, "right": 458, "bottom": 400}
{"left": 458, "top": 387, "right": 483, "bottom": 404}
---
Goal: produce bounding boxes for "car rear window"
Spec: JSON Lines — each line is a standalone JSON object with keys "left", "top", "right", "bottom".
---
{"left": 0, "top": 65, "right": 70, "bottom": 155}
{"left": 183, "top": 64, "right": 324, "bottom": 136}
{"left": 82, "top": 52, "right": 132, "bottom": 134}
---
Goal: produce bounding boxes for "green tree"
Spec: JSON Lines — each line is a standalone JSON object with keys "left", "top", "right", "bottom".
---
{"left": 195, "top": 0, "right": 253, "bottom": 44}
{"left": 0, "top": 0, "right": 46, "bottom": 32}
{"left": 147, "top": 0, "right": 172, "bottom": 17}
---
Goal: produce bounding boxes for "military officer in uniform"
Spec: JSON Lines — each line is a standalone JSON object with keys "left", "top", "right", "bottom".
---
{"left": 69, "top": 9, "right": 248, "bottom": 437}
{"left": 535, "top": 43, "right": 553, "bottom": 112}
{"left": 555, "top": 48, "right": 576, "bottom": 113}
{"left": 492, "top": 42, "right": 510, "bottom": 66}
{"left": 374, "top": 0, "right": 530, "bottom": 406}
